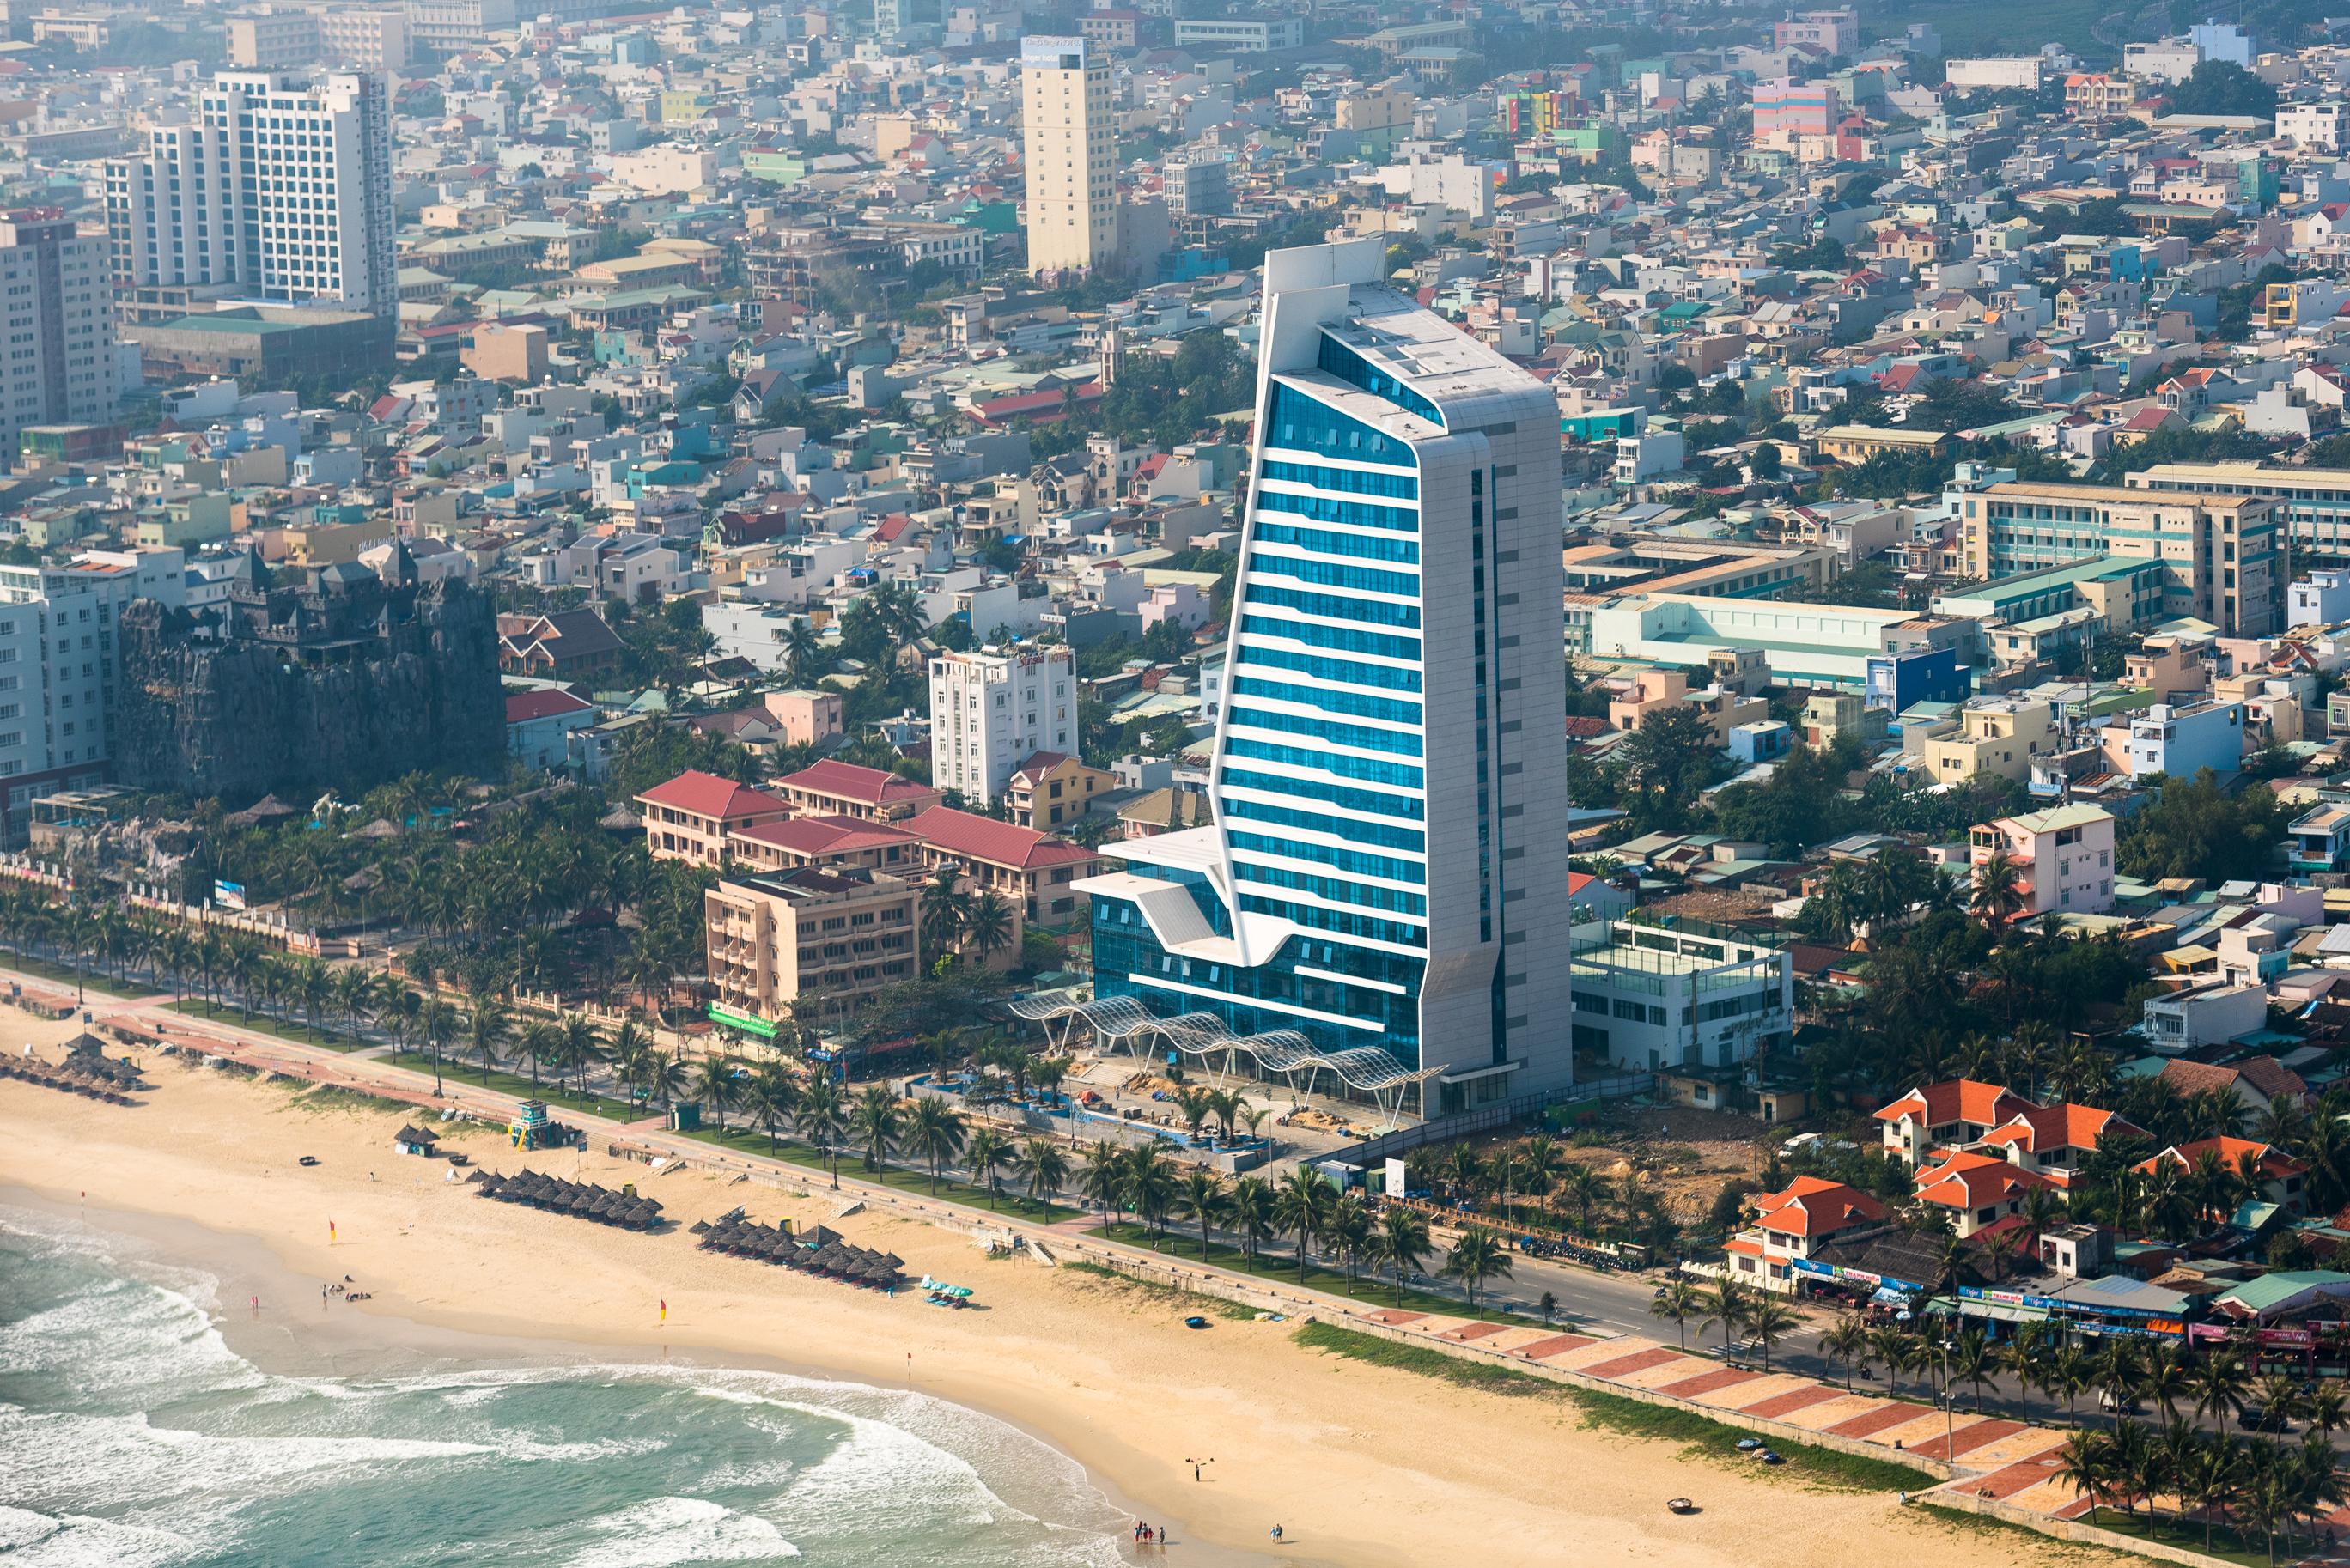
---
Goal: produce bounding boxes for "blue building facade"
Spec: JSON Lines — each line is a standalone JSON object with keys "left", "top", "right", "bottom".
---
{"left": 1075, "top": 240, "right": 1577, "bottom": 1109}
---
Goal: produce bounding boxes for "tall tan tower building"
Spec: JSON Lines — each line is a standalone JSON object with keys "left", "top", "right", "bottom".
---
{"left": 1021, "top": 35, "right": 1117, "bottom": 277}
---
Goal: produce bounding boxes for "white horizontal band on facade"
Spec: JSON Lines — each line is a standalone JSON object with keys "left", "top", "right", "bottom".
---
{"left": 1121, "top": 971, "right": 1386, "bottom": 1031}
{"left": 1294, "top": 963, "right": 1411, "bottom": 995}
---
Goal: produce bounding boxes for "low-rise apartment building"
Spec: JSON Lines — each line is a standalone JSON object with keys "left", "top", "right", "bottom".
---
{"left": 705, "top": 866, "right": 920, "bottom": 1030}
{"left": 1566, "top": 921, "right": 1793, "bottom": 1073}
{"left": 637, "top": 770, "right": 793, "bottom": 866}
{"left": 1919, "top": 695, "right": 2059, "bottom": 784}
{"left": 1951, "top": 481, "right": 2283, "bottom": 637}
{"left": 769, "top": 759, "right": 943, "bottom": 823}
{"left": 1969, "top": 801, "right": 2116, "bottom": 920}
{"left": 902, "top": 805, "right": 1103, "bottom": 927}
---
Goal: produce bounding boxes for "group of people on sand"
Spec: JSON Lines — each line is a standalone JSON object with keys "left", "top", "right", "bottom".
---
{"left": 1130, "top": 1522, "right": 1166, "bottom": 1548}
{"left": 320, "top": 1275, "right": 373, "bottom": 1304}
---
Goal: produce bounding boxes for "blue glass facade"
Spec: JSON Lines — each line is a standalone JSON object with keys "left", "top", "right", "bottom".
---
{"left": 1259, "top": 459, "right": 1418, "bottom": 500}
{"left": 1092, "top": 890, "right": 1427, "bottom": 1061}
{"left": 1232, "top": 645, "right": 1421, "bottom": 690}
{"left": 1236, "top": 615, "right": 1421, "bottom": 661}
{"left": 1089, "top": 345, "right": 1450, "bottom": 1071}
{"left": 1263, "top": 383, "right": 1417, "bottom": 466}
{"left": 1225, "top": 704, "right": 1422, "bottom": 756}
{"left": 1228, "top": 676, "right": 1423, "bottom": 724}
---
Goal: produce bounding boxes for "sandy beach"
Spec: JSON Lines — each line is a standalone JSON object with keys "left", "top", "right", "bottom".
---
{"left": 0, "top": 1021, "right": 2121, "bottom": 1568}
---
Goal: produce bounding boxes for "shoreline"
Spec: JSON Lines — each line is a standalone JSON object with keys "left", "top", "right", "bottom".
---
{"left": 0, "top": 1027, "right": 2088, "bottom": 1568}
{"left": 0, "top": 1181, "right": 1258, "bottom": 1568}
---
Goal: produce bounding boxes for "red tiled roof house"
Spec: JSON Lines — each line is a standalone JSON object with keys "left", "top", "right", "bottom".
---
{"left": 636, "top": 770, "right": 793, "bottom": 867}
{"left": 1874, "top": 1079, "right": 2036, "bottom": 1166}
{"left": 1723, "top": 1176, "right": 1891, "bottom": 1292}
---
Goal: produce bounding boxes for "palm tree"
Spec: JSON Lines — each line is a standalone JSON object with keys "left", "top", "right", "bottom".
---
{"left": 417, "top": 996, "right": 454, "bottom": 1094}
{"left": 918, "top": 869, "right": 969, "bottom": 956}
{"left": 1651, "top": 1279, "right": 1703, "bottom": 1350}
{"left": 1441, "top": 1143, "right": 1486, "bottom": 1211}
{"left": 1972, "top": 848, "right": 2025, "bottom": 933}
{"left": 2243, "top": 1440, "right": 2298, "bottom": 1567}
{"left": 2057, "top": 1428, "right": 2115, "bottom": 1526}
{"left": 1745, "top": 1297, "right": 1801, "bottom": 1371}
{"left": 1439, "top": 1225, "right": 1513, "bottom": 1309}
{"left": 1176, "top": 1168, "right": 1226, "bottom": 1260}
{"left": 2176, "top": 1430, "right": 2243, "bottom": 1553}
{"left": 1172, "top": 1085, "right": 1215, "bottom": 1143}
{"left": 965, "top": 890, "right": 1014, "bottom": 965}
{"left": 693, "top": 1055, "right": 743, "bottom": 1139}
{"left": 331, "top": 964, "right": 375, "bottom": 1043}
{"left": 2095, "top": 1338, "right": 2146, "bottom": 1422}
{"left": 1273, "top": 1165, "right": 1336, "bottom": 1280}
{"left": 2255, "top": 1372, "right": 2307, "bottom": 1434}
{"left": 1870, "top": 1325, "right": 1920, "bottom": 1399}
{"left": 2140, "top": 1343, "right": 2194, "bottom": 1424}
{"left": 642, "top": 1049, "right": 688, "bottom": 1109}
{"left": 1014, "top": 1136, "right": 1068, "bottom": 1209}
{"left": 965, "top": 1127, "right": 1011, "bottom": 1208}
{"left": 1700, "top": 1277, "right": 1749, "bottom": 1355}
{"left": 2193, "top": 1347, "right": 2254, "bottom": 1430}
{"left": 2107, "top": 1417, "right": 2159, "bottom": 1522}
{"left": 850, "top": 1085, "right": 903, "bottom": 1172}
{"left": 1123, "top": 1146, "right": 1179, "bottom": 1238}
{"left": 1079, "top": 1139, "right": 1127, "bottom": 1228}
{"left": 2049, "top": 1340, "right": 2094, "bottom": 1427}
{"left": 742, "top": 1063, "right": 800, "bottom": 1152}
{"left": 1558, "top": 1164, "right": 1606, "bottom": 1235}
{"left": 906, "top": 1097, "right": 968, "bottom": 1194}
{"left": 796, "top": 1073, "right": 848, "bottom": 1185}
{"left": 1947, "top": 1326, "right": 1997, "bottom": 1410}
{"left": 1823, "top": 1314, "right": 1871, "bottom": 1389}
{"left": 2304, "top": 1380, "right": 2348, "bottom": 1448}
{"left": 1228, "top": 1175, "right": 1277, "bottom": 1269}
{"left": 1326, "top": 1194, "right": 1372, "bottom": 1291}
{"left": 1371, "top": 1203, "right": 1429, "bottom": 1303}
{"left": 514, "top": 1019, "right": 558, "bottom": 1091}
{"left": 1516, "top": 1134, "right": 1564, "bottom": 1225}
{"left": 2295, "top": 1431, "right": 2347, "bottom": 1559}
{"left": 463, "top": 1004, "right": 508, "bottom": 1085}
{"left": 568, "top": 1013, "right": 614, "bottom": 1101}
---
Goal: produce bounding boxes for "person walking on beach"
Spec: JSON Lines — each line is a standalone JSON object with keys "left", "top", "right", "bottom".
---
{"left": 1271, "top": 1524, "right": 1282, "bottom": 1543}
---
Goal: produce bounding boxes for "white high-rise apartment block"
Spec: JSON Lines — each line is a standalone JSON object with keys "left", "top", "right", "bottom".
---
{"left": 928, "top": 645, "right": 1077, "bottom": 805}
{"left": 0, "top": 208, "right": 116, "bottom": 454}
{"left": 1020, "top": 36, "right": 1117, "bottom": 277}
{"left": 104, "top": 72, "right": 397, "bottom": 317}
{"left": 0, "top": 549, "right": 185, "bottom": 834}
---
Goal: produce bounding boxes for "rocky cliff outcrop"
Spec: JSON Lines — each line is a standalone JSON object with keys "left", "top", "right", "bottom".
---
{"left": 116, "top": 574, "right": 502, "bottom": 801}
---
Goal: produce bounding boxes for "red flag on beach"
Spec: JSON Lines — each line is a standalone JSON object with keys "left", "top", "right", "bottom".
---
{"left": 659, "top": 1296, "right": 667, "bottom": 1325}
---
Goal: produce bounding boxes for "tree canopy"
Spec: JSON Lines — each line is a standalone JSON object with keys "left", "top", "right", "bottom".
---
{"left": 2117, "top": 768, "right": 2287, "bottom": 884}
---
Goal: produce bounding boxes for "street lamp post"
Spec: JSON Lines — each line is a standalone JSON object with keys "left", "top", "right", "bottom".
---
{"left": 1939, "top": 1337, "right": 1956, "bottom": 1452}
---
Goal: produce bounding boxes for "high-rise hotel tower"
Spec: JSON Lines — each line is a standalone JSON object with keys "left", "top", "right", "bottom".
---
{"left": 1075, "top": 238, "right": 1575, "bottom": 1111}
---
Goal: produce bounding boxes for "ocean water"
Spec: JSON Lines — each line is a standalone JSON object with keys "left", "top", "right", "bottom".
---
{"left": 0, "top": 1211, "right": 1130, "bottom": 1568}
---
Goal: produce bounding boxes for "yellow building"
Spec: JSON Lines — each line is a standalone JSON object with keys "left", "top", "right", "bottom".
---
{"left": 705, "top": 866, "right": 920, "bottom": 1026}
{"left": 1920, "top": 696, "right": 2060, "bottom": 784}
{"left": 1004, "top": 751, "right": 1114, "bottom": 830}
{"left": 1811, "top": 424, "right": 1952, "bottom": 464}
{"left": 1021, "top": 35, "right": 1117, "bottom": 276}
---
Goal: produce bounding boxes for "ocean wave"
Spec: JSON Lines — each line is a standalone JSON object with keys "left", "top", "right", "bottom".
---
{"left": 0, "top": 1401, "right": 663, "bottom": 1510}
{"left": 563, "top": 1497, "right": 800, "bottom": 1567}
{"left": 0, "top": 1270, "right": 260, "bottom": 1398}
{"left": 0, "top": 1225, "right": 1128, "bottom": 1568}
{"left": 0, "top": 1504, "right": 203, "bottom": 1568}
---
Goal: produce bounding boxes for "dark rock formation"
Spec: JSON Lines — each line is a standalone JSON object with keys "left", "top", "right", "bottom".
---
{"left": 116, "top": 558, "right": 502, "bottom": 801}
